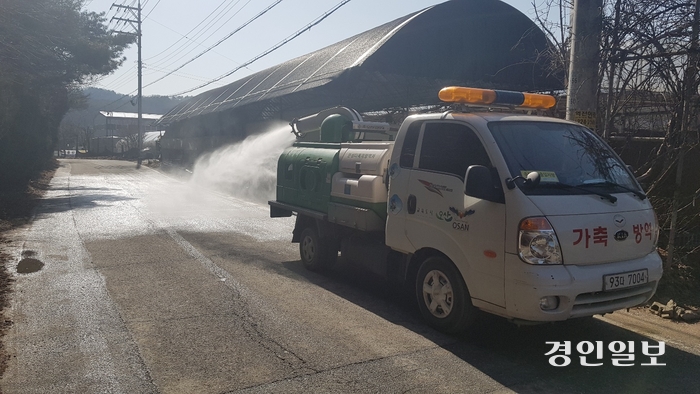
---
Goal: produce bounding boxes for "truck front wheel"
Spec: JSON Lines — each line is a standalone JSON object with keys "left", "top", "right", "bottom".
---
{"left": 416, "top": 256, "right": 475, "bottom": 333}
{"left": 299, "top": 227, "right": 338, "bottom": 271}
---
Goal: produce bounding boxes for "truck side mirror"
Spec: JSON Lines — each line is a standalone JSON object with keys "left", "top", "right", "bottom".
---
{"left": 464, "top": 165, "right": 497, "bottom": 201}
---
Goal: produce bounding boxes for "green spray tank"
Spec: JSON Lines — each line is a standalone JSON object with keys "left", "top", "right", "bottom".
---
{"left": 275, "top": 107, "right": 393, "bottom": 223}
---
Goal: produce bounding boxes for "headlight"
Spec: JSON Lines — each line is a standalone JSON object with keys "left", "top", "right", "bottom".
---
{"left": 518, "top": 217, "right": 563, "bottom": 264}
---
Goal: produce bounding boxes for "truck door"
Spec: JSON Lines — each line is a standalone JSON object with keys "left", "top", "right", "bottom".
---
{"left": 386, "top": 121, "right": 422, "bottom": 253}
{"left": 399, "top": 121, "right": 506, "bottom": 307}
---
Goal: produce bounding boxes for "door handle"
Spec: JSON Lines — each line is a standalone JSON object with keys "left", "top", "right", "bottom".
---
{"left": 407, "top": 194, "right": 416, "bottom": 214}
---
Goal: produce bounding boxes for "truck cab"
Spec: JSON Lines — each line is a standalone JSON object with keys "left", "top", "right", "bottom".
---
{"left": 386, "top": 108, "right": 661, "bottom": 330}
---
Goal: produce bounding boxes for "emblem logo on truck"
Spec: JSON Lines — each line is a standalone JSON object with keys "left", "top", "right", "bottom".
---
{"left": 436, "top": 210, "right": 453, "bottom": 222}
{"left": 449, "top": 207, "right": 475, "bottom": 218}
{"left": 389, "top": 195, "right": 403, "bottom": 214}
{"left": 614, "top": 230, "right": 629, "bottom": 241}
{"left": 418, "top": 180, "right": 453, "bottom": 197}
{"left": 419, "top": 180, "right": 443, "bottom": 197}
{"left": 614, "top": 214, "right": 626, "bottom": 227}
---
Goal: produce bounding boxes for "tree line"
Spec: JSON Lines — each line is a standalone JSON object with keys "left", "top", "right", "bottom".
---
{"left": 0, "top": 0, "right": 133, "bottom": 184}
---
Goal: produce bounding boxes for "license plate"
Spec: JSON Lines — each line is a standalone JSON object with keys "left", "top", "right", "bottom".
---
{"left": 603, "top": 269, "right": 648, "bottom": 291}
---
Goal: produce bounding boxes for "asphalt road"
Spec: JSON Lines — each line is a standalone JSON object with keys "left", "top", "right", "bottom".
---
{"left": 2, "top": 159, "right": 699, "bottom": 394}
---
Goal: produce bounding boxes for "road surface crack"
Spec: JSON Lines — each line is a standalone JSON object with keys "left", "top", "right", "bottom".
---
{"left": 164, "top": 228, "right": 309, "bottom": 370}
{"left": 223, "top": 344, "right": 447, "bottom": 393}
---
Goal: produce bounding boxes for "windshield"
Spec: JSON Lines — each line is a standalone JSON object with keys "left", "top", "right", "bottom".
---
{"left": 489, "top": 121, "right": 641, "bottom": 195}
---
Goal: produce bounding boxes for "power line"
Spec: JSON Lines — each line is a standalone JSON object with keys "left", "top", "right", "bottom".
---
{"left": 146, "top": 18, "right": 245, "bottom": 65}
{"left": 171, "top": 0, "right": 352, "bottom": 96}
{"left": 102, "top": 0, "right": 228, "bottom": 109}
{"left": 99, "top": 77, "right": 136, "bottom": 94}
{"left": 144, "top": 64, "right": 228, "bottom": 84}
{"left": 147, "top": 0, "right": 245, "bottom": 70}
{"left": 98, "top": 87, "right": 135, "bottom": 111}
{"left": 143, "top": 0, "right": 232, "bottom": 62}
{"left": 98, "top": 64, "right": 137, "bottom": 89}
{"left": 142, "top": 0, "right": 284, "bottom": 91}
{"left": 108, "top": 73, "right": 140, "bottom": 93}
{"left": 103, "top": 0, "right": 247, "bottom": 96}
{"left": 103, "top": 0, "right": 351, "bottom": 101}
{"left": 144, "top": 0, "right": 162, "bottom": 19}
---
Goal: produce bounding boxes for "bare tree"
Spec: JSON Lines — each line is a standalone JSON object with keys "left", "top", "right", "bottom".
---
{"left": 532, "top": 0, "right": 573, "bottom": 88}
{"left": 532, "top": 0, "right": 699, "bottom": 266}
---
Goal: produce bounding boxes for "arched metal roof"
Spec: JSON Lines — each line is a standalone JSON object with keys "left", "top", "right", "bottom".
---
{"left": 159, "top": 0, "right": 561, "bottom": 129}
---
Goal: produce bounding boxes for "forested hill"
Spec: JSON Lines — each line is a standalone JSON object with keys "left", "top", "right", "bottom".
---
{"left": 61, "top": 88, "right": 190, "bottom": 129}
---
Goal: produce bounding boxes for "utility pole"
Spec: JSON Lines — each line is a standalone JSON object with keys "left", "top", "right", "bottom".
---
{"left": 111, "top": 0, "right": 143, "bottom": 168}
{"left": 666, "top": 0, "right": 700, "bottom": 268}
{"left": 566, "top": 0, "right": 603, "bottom": 132}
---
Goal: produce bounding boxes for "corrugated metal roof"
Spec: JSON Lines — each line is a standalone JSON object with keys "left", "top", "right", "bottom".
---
{"left": 159, "top": 0, "right": 562, "bottom": 127}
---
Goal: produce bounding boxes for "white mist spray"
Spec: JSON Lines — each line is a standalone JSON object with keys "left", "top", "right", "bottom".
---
{"left": 189, "top": 124, "right": 296, "bottom": 203}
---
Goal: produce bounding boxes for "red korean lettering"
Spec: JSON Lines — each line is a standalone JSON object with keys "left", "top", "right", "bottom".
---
{"left": 644, "top": 222, "right": 652, "bottom": 240}
{"left": 593, "top": 226, "right": 608, "bottom": 247}
{"left": 573, "top": 228, "right": 590, "bottom": 248}
{"left": 633, "top": 224, "right": 642, "bottom": 244}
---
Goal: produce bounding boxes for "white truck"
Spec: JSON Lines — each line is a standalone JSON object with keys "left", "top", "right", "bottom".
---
{"left": 269, "top": 86, "right": 663, "bottom": 333}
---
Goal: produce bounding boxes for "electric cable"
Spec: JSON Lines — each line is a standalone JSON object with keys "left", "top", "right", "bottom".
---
{"left": 143, "top": 0, "right": 232, "bottom": 62}
{"left": 146, "top": 18, "right": 244, "bottom": 64}
{"left": 98, "top": 64, "right": 137, "bottom": 89}
{"left": 143, "top": 0, "right": 162, "bottom": 19}
{"left": 101, "top": 0, "right": 351, "bottom": 106}
{"left": 147, "top": 0, "right": 244, "bottom": 69}
{"left": 170, "top": 0, "right": 352, "bottom": 96}
{"left": 101, "top": 0, "right": 242, "bottom": 100}
{"left": 144, "top": 64, "right": 226, "bottom": 84}
{"left": 142, "top": 0, "right": 283, "bottom": 91}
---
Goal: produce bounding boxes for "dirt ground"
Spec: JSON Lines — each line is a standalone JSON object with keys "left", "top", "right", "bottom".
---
{"left": 0, "top": 161, "right": 58, "bottom": 378}
{"left": 653, "top": 256, "right": 700, "bottom": 306}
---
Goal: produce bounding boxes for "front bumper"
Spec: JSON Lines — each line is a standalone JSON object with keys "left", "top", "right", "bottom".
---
{"left": 503, "top": 251, "right": 663, "bottom": 322}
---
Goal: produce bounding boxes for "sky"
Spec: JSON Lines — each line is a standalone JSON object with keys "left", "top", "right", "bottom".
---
{"left": 84, "top": 0, "right": 537, "bottom": 98}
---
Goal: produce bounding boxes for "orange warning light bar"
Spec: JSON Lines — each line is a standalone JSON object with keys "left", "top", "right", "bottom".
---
{"left": 439, "top": 86, "right": 556, "bottom": 109}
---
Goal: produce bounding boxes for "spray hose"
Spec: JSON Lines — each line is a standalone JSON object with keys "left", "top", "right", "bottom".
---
{"left": 289, "top": 118, "right": 302, "bottom": 137}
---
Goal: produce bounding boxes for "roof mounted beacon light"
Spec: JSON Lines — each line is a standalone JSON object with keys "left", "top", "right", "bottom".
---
{"left": 438, "top": 86, "right": 556, "bottom": 109}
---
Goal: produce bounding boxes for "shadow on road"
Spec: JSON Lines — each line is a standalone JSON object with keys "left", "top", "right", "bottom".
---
{"left": 47, "top": 186, "right": 119, "bottom": 192}
{"left": 281, "top": 257, "right": 700, "bottom": 393}
{"left": 35, "top": 193, "right": 136, "bottom": 215}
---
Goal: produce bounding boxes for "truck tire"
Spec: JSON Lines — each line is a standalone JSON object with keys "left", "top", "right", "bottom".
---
{"left": 299, "top": 227, "right": 338, "bottom": 271}
{"left": 415, "top": 256, "right": 475, "bottom": 333}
